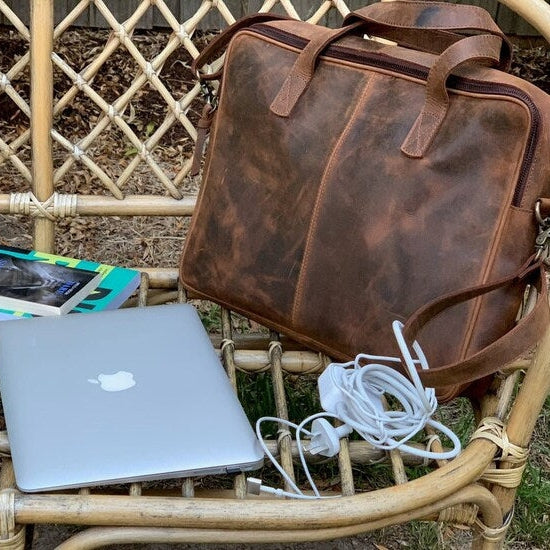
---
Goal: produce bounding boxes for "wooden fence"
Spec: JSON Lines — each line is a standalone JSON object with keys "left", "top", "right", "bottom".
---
{"left": 0, "top": 0, "right": 543, "bottom": 35}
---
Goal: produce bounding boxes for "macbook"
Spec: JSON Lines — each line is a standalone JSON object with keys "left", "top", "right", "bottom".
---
{"left": 0, "top": 303, "right": 264, "bottom": 492}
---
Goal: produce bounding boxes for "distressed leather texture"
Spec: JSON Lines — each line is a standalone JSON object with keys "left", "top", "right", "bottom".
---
{"left": 180, "top": 2, "right": 550, "bottom": 400}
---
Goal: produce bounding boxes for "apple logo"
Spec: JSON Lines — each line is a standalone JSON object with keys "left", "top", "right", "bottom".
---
{"left": 88, "top": 371, "right": 136, "bottom": 392}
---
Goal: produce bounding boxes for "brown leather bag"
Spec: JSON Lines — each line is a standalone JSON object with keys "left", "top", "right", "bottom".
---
{"left": 180, "top": 1, "right": 550, "bottom": 401}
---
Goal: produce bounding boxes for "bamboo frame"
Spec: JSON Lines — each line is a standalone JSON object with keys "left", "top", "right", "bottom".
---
{"left": 0, "top": 1, "right": 549, "bottom": 548}
{"left": 29, "top": 0, "right": 54, "bottom": 252}
{"left": 500, "top": 0, "right": 550, "bottom": 41}
{"left": 0, "top": 194, "right": 196, "bottom": 217}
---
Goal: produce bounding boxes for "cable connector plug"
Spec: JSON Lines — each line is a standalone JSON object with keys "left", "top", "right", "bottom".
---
{"left": 308, "top": 418, "right": 353, "bottom": 457}
{"left": 245, "top": 477, "right": 287, "bottom": 498}
{"left": 246, "top": 477, "right": 263, "bottom": 496}
{"left": 246, "top": 477, "right": 331, "bottom": 500}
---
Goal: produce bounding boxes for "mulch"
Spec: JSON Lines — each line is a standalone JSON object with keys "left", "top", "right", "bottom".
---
{"left": 0, "top": 25, "right": 211, "bottom": 268}
{"left": 511, "top": 40, "right": 550, "bottom": 93}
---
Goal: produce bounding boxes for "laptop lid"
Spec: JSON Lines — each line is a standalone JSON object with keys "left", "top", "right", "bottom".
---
{"left": 0, "top": 303, "right": 264, "bottom": 492}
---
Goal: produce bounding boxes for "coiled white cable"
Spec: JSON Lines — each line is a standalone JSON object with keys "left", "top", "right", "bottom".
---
{"left": 252, "top": 321, "right": 461, "bottom": 499}
{"left": 322, "top": 321, "right": 461, "bottom": 460}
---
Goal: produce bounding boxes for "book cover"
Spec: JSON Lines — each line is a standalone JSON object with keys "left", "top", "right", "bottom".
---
{"left": 0, "top": 247, "right": 141, "bottom": 319}
{"left": 0, "top": 252, "right": 102, "bottom": 315}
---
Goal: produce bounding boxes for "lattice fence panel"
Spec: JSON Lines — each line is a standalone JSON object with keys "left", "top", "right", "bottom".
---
{"left": 0, "top": 0, "right": 353, "bottom": 213}
{"left": 0, "top": 2, "right": 32, "bottom": 190}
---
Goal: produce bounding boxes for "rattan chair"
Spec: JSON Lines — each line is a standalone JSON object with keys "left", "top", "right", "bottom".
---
{"left": 0, "top": 1, "right": 549, "bottom": 548}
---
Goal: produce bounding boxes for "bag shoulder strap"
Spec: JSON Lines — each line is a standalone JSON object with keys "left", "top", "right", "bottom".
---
{"left": 344, "top": 1, "right": 511, "bottom": 69}
{"left": 403, "top": 257, "right": 549, "bottom": 390}
{"left": 192, "top": 13, "right": 290, "bottom": 77}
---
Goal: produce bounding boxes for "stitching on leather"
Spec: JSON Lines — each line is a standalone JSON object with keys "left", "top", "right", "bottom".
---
{"left": 180, "top": 35, "right": 246, "bottom": 280}
{"left": 270, "top": 77, "right": 293, "bottom": 116}
{"left": 364, "top": 14, "right": 489, "bottom": 32}
{"left": 291, "top": 74, "right": 376, "bottom": 325}
{"left": 513, "top": 205, "right": 534, "bottom": 214}
{"left": 458, "top": 206, "right": 517, "bottom": 362}
{"left": 271, "top": 74, "right": 310, "bottom": 117}
{"left": 364, "top": 19, "right": 485, "bottom": 32}
{"left": 181, "top": 279, "right": 354, "bottom": 362}
{"left": 523, "top": 140, "right": 541, "bottom": 208}
{"left": 271, "top": 27, "right": 338, "bottom": 116}
{"left": 402, "top": 116, "right": 424, "bottom": 156}
{"left": 402, "top": 110, "right": 439, "bottom": 157}
{"left": 376, "top": 2, "right": 488, "bottom": 19}
{"left": 362, "top": 2, "right": 492, "bottom": 32}
{"left": 458, "top": 103, "right": 532, "bottom": 360}
{"left": 388, "top": 0, "right": 479, "bottom": 8}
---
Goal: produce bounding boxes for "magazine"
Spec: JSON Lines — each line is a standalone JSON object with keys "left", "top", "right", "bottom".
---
{"left": 0, "top": 252, "right": 101, "bottom": 315}
{"left": 0, "top": 247, "right": 141, "bottom": 319}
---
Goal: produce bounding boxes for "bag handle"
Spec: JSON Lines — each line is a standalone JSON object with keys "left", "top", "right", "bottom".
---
{"left": 344, "top": 1, "right": 511, "bottom": 67}
{"left": 400, "top": 33, "right": 503, "bottom": 158}
{"left": 270, "top": 28, "right": 503, "bottom": 118}
{"left": 402, "top": 257, "right": 550, "bottom": 394}
{"left": 269, "top": 22, "right": 365, "bottom": 117}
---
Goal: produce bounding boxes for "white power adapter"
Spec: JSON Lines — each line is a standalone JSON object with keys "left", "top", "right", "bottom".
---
{"left": 317, "top": 363, "right": 348, "bottom": 413}
{"left": 318, "top": 362, "right": 385, "bottom": 415}
{"left": 310, "top": 361, "right": 386, "bottom": 458}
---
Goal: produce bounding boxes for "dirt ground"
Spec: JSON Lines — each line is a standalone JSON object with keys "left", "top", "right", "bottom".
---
{"left": 29, "top": 525, "right": 473, "bottom": 549}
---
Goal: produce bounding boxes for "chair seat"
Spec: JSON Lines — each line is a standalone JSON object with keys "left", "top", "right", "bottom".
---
{"left": 0, "top": 1, "right": 549, "bottom": 548}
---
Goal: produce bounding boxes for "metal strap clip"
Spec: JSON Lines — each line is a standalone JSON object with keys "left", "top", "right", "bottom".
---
{"left": 534, "top": 200, "right": 550, "bottom": 264}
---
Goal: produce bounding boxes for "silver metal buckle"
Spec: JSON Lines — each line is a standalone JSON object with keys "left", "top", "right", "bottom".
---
{"left": 534, "top": 200, "right": 550, "bottom": 264}
{"left": 200, "top": 80, "right": 218, "bottom": 109}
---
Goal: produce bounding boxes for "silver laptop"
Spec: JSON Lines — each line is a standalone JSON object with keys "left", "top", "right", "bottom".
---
{"left": 0, "top": 303, "right": 264, "bottom": 492}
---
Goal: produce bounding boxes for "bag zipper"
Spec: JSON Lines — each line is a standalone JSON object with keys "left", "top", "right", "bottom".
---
{"left": 250, "top": 24, "right": 541, "bottom": 208}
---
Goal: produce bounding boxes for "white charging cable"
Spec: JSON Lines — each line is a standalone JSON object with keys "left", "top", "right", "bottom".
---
{"left": 250, "top": 414, "right": 342, "bottom": 499}
{"left": 316, "top": 321, "right": 461, "bottom": 460}
{"left": 250, "top": 321, "right": 461, "bottom": 499}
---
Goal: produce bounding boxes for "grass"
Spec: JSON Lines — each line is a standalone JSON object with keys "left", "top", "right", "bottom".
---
{"left": 230, "top": 348, "right": 550, "bottom": 549}
{"left": 507, "top": 395, "right": 550, "bottom": 548}
{"left": 511, "top": 463, "right": 550, "bottom": 547}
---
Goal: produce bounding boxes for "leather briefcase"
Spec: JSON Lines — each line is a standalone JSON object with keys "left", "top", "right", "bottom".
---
{"left": 180, "top": 1, "right": 550, "bottom": 401}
